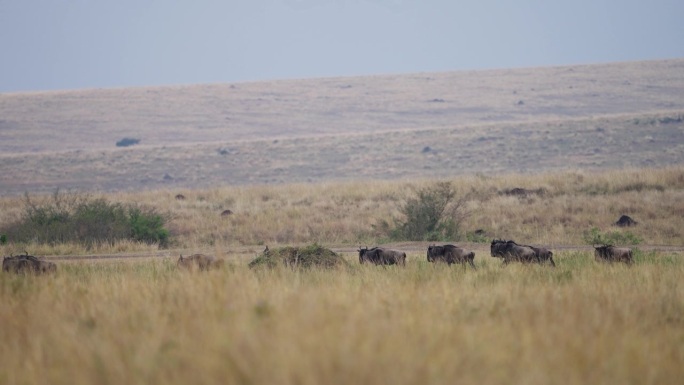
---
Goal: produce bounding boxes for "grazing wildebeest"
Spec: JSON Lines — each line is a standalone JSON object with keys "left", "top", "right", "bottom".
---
{"left": 615, "top": 215, "right": 637, "bottom": 227}
{"left": 490, "top": 239, "right": 555, "bottom": 266}
{"left": 358, "top": 247, "right": 406, "bottom": 266}
{"left": 177, "top": 254, "right": 224, "bottom": 271}
{"left": 594, "top": 245, "right": 633, "bottom": 264}
{"left": 2, "top": 253, "right": 57, "bottom": 274}
{"left": 427, "top": 244, "right": 476, "bottom": 268}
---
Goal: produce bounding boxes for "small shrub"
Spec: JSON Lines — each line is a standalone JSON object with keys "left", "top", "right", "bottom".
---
{"left": 466, "top": 230, "right": 489, "bottom": 243}
{"left": 390, "top": 182, "right": 469, "bottom": 241}
{"left": 116, "top": 138, "right": 140, "bottom": 147}
{"left": 0, "top": 234, "right": 7, "bottom": 245}
{"left": 582, "top": 227, "right": 642, "bottom": 246}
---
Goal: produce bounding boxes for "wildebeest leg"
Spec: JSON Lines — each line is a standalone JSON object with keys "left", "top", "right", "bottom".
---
{"left": 548, "top": 257, "right": 556, "bottom": 267}
{"left": 469, "top": 259, "right": 477, "bottom": 269}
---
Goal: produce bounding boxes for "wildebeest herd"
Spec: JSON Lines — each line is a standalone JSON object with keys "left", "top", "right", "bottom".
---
{"left": 2, "top": 240, "right": 635, "bottom": 275}
{"left": 357, "top": 239, "right": 632, "bottom": 267}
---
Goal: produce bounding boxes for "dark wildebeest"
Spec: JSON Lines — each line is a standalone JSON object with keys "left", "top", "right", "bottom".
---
{"left": 490, "top": 239, "right": 555, "bottom": 266}
{"left": 358, "top": 247, "right": 406, "bottom": 266}
{"left": 2, "top": 253, "right": 57, "bottom": 274}
{"left": 427, "top": 244, "right": 476, "bottom": 268}
{"left": 529, "top": 245, "right": 555, "bottom": 267}
{"left": 615, "top": 215, "right": 637, "bottom": 227}
{"left": 177, "top": 254, "right": 224, "bottom": 271}
{"left": 594, "top": 245, "right": 633, "bottom": 265}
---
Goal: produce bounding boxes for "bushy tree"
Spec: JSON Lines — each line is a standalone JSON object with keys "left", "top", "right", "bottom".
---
{"left": 391, "top": 182, "right": 469, "bottom": 241}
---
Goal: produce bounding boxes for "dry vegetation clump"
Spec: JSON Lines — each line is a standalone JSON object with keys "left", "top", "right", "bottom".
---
{"left": 248, "top": 243, "right": 349, "bottom": 269}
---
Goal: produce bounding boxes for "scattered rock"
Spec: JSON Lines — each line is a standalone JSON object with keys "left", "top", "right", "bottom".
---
{"left": 615, "top": 215, "right": 637, "bottom": 227}
{"left": 501, "top": 187, "right": 547, "bottom": 197}
{"left": 116, "top": 138, "right": 140, "bottom": 147}
{"left": 220, "top": 209, "right": 233, "bottom": 216}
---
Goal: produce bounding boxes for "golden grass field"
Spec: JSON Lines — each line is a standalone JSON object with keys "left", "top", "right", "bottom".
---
{"left": 1, "top": 167, "right": 683, "bottom": 384}
{"left": 1, "top": 253, "right": 682, "bottom": 385}
{"left": 1, "top": 60, "right": 684, "bottom": 384}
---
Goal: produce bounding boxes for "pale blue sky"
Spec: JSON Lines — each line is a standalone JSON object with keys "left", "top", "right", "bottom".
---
{"left": 1, "top": 0, "right": 682, "bottom": 92}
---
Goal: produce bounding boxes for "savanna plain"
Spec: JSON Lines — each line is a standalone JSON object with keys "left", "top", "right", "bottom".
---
{"left": 1, "top": 60, "right": 684, "bottom": 384}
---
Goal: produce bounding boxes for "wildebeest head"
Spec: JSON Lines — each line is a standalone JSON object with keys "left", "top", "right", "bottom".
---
{"left": 593, "top": 245, "right": 612, "bottom": 260}
{"left": 358, "top": 247, "right": 370, "bottom": 264}
{"left": 427, "top": 245, "right": 448, "bottom": 262}
{"left": 490, "top": 239, "right": 507, "bottom": 258}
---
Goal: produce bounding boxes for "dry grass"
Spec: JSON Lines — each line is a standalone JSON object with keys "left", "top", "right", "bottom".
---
{"left": 1, "top": 167, "right": 683, "bottom": 258}
{"left": 0, "top": 252, "right": 682, "bottom": 385}
{"left": 1, "top": 59, "right": 684, "bottom": 194}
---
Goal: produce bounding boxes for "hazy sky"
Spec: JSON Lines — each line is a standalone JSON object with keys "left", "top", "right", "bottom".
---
{"left": 1, "top": 0, "right": 682, "bottom": 92}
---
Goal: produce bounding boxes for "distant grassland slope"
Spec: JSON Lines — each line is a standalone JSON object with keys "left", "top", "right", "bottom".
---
{"left": 1, "top": 59, "right": 683, "bottom": 194}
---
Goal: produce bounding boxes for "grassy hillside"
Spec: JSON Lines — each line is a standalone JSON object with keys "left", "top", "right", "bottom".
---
{"left": 1, "top": 59, "right": 684, "bottom": 194}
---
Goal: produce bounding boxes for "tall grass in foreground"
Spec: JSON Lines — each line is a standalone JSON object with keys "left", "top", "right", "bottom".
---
{"left": 0, "top": 252, "right": 682, "bottom": 385}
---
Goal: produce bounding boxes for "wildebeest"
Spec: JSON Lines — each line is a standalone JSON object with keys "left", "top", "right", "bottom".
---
{"left": 427, "top": 244, "right": 476, "bottom": 268}
{"left": 594, "top": 245, "right": 633, "bottom": 264}
{"left": 358, "top": 247, "right": 406, "bottom": 266}
{"left": 177, "top": 254, "right": 224, "bottom": 271}
{"left": 2, "top": 253, "right": 57, "bottom": 274}
{"left": 490, "top": 239, "right": 555, "bottom": 266}
{"left": 615, "top": 215, "right": 637, "bottom": 227}
{"left": 529, "top": 246, "right": 555, "bottom": 267}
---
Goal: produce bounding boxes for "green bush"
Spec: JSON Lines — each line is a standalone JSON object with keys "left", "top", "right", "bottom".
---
{"left": 582, "top": 226, "right": 642, "bottom": 246}
{"left": 128, "top": 206, "right": 169, "bottom": 246}
{"left": 0, "top": 234, "right": 7, "bottom": 245}
{"left": 0, "top": 191, "right": 170, "bottom": 248}
{"left": 390, "top": 182, "right": 469, "bottom": 241}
